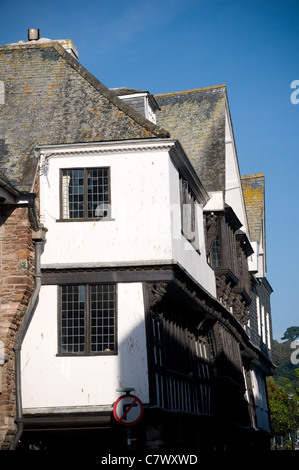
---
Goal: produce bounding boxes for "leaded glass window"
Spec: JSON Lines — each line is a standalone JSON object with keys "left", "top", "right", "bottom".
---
{"left": 211, "top": 235, "right": 222, "bottom": 268}
{"left": 59, "top": 284, "right": 117, "bottom": 355}
{"left": 61, "top": 167, "right": 110, "bottom": 220}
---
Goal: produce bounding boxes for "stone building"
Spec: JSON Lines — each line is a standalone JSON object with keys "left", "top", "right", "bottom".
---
{"left": 0, "top": 31, "right": 274, "bottom": 451}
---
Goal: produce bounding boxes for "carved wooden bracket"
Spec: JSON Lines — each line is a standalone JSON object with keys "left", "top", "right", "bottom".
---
{"left": 147, "top": 282, "right": 168, "bottom": 308}
{"left": 232, "top": 293, "right": 250, "bottom": 325}
{"left": 216, "top": 275, "right": 234, "bottom": 303}
{"left": 215, "top": 270, "right": 250, "bottom": 325}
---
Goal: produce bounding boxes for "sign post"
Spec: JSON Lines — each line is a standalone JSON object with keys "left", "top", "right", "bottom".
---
{"left": 113, "top": 389, "right": 144, "bottom": 450}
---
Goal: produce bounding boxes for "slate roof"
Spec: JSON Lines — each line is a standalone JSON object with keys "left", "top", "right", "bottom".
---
{"left": 0, "top": 40, "right": 169, "bottom": 192}
{"left": 155, "top": 85, "right": 227, "bottom": 192}
{"left": 241, "top": 174, "right": 265, "bottom": 243}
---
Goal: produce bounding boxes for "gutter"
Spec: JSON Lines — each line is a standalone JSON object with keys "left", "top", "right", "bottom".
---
{"left": 0, "top": 176, "right": 20, "bottom": 204}
{"left": 11, "top": 220, "right": 46, "bottom": 450}
{"left": 0, "top": 176, "right": 19, "bottom": 196}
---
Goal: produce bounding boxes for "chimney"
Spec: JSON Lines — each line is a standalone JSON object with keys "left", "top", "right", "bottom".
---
{"left": 5, "top": 30, "right": 79, "bottom": 60}
{"left": 28, "top": 29, "right": 40, "bottom": 41}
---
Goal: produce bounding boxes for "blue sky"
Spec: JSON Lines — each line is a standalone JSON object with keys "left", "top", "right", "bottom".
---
{"left": 1, "top": 0, "right": 298, "bottom": 340}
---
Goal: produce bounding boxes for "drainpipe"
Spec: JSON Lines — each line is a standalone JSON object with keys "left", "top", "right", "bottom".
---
{"left": 11, "top": 217, "right": 46, "bottom": 450}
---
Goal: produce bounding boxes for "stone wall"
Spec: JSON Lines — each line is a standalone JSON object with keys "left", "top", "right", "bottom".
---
{"left": 0, "top": 205, "right": 35, "bottom": 449}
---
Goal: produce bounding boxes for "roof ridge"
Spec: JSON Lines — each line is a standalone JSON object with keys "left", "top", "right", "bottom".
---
{"left": 241, "top": 173, "right": 265, "bottom": 180}
{"left": 155, "top": 84, "right": 226, "bottom": 98}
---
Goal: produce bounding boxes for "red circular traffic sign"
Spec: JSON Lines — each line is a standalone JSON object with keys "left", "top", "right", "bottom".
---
{"left": 113, "top": 394, "right": 144, "bottom": 426}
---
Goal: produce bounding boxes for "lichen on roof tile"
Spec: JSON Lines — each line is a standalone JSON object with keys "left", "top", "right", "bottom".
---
{"left": 155, "top": 85, "right": 227, "bottom": 192}
{"left": 241, "top": 174, "right": 265, "bottom": 243}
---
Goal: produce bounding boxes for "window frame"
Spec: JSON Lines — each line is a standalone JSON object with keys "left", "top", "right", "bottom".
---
{"left": 206, "top": 213, "right": 239, "bottom": 272}
{"left": 210, "top": 234, "right": 222, "bottom": 268}
{"left": 179, "top": 175, "right": 200, "bottom": 252}
{"left": 57, "top": 283, "right": 118, "bottom": 356}
{"left": 59, "top": 167, "right": 111, "bottom": 221}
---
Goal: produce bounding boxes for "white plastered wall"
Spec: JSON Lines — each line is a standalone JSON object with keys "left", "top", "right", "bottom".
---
{"left": 250, "top": 366, "right": 271, "bottom": 433}
{"left": 21, "top": 283, "right": 149, "bottom": 411}
{"left": 168, "top": 158, "right": 216, "bottom": 296}
{"left": 40, "top": 147, "right": 173, "bottom": 266}
{"left": 224, "top": 102, "right": 249, "bottom": 236}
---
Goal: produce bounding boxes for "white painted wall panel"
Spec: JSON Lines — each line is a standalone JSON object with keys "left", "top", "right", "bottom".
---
{"left": 39, "top": 144, "right": 217, "bottom": 296}
{"left": 250, "top": 367, "right": 271, "bottom": 433}
{"left": 21, "top": 283, "right": 149, "bottom": 410}
{"left": 225, "top": 107, "right": 249, "bottom": 235}
{"left": 40, "top": 150, "right": 173, "bottom": 266}
{"left": 168, "top": 159, "right": 216, "bottom": 295}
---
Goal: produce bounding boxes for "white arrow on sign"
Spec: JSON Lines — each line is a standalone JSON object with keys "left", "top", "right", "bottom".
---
{"left": 113, "top": 393, "right": 144, "bottom": 426}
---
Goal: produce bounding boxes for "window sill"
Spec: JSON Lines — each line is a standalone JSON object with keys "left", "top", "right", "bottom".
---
{"left": 181, "top": 231, "right": 201, "bottom": 254}
{"left": 56, "top": 218, "right": 115, "bottom": 223}
{"left": 56, "top": 351, "right": 118, "bottom": 357}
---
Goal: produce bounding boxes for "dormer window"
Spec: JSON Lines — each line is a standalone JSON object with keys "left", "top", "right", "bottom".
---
{"left": 112, "top": 88, "right": 160, "bottom": 124}
{"left": 144, "top": 96, "right": 157, "bottom": 123}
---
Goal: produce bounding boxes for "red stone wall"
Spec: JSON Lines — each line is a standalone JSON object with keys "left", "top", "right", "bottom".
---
{"left": 0, "top": 205, "right": 35, "bottom": 449}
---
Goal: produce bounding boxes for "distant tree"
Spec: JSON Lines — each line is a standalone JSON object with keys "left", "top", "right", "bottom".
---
{"left": 295, "top": 368, "right": 299, "bottom": 393}
{"left": 267, "top": 377, "right": 290, "bottom": 436}
{"left": 267, "top": 374, "right": 299, "bottom": 448}
{"left": 281, "top": 326, "right": 299, "bottom": 342}
{"left": 272, "top": 339, "right": 297, "bottom": 382}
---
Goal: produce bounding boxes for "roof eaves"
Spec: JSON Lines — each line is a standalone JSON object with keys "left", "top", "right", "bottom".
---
{"left": 0, "top": 173, "right": 19, "bottom": 196}
{"left": 0, "top": 173, "right": 20, "bottom": 203}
